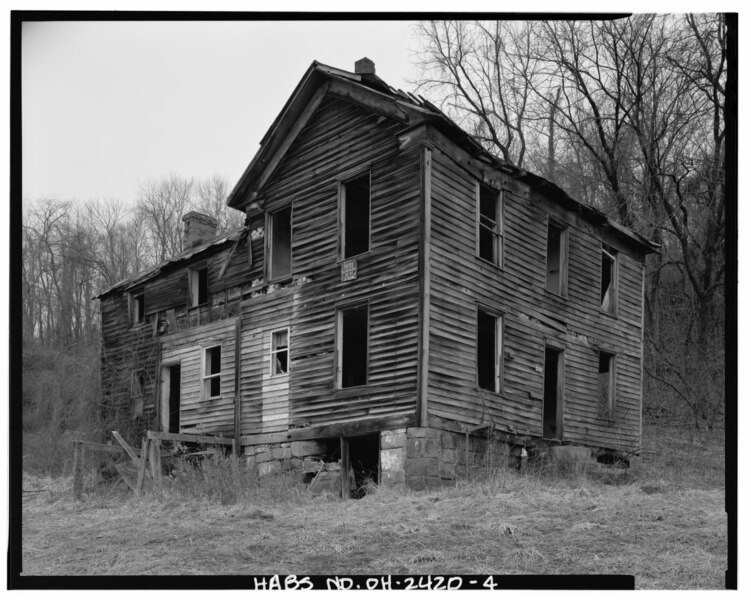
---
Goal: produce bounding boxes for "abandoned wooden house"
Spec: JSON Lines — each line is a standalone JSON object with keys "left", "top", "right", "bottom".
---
{"left": 96, "top": 57, "right": 658, "bottom": 492}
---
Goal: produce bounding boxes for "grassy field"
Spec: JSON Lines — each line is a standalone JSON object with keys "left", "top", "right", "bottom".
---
{"left": 20, "top": 424, "right": 727, "bottom": 588}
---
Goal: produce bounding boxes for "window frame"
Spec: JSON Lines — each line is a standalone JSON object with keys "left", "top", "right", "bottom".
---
{"left": 128, "top": 290, "right": 146, "bottom": 327}
{"left": 545, "top": 219, "right": 569, "bottom": 297}
{"left": 338, "top": 170, "right": 372, "bottom": 260}
{"left": 476, "top": 307, "right": 504, "bottom": 394}
{"left": 335, "top": 302, "right": 370, "bottom": 390}
{"left": 598, "top": 351, "right": 617, "bottom": 421}
{"left": 600, "top": 246, "right": 618, "bottom": 316}
{"left": 266, "top": 205, "right": 293, "bottom": 282}
{"left": 202, "top": 344, "right": 222, "bottom": 400}
{"left": 188, "top": 264, "right": 209, "bottom": 307}
{"left": 270, "top": 327, "right": 291, "bottom": 377}
{"left": 476, "top": 181, "right": 504, "bottom": 268}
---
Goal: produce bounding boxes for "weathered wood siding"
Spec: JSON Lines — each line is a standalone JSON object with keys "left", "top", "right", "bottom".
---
{"left": 99, "top": 293, "right": 160, "bottom": 436}
{"left": 238, "top": 94, "right": 422, "bottom": 436}
{"left": 160, "top": 318, "right": 237, "bottom": 436}
{"left": 426, "top": 149, "right": 645, "bottom": 451}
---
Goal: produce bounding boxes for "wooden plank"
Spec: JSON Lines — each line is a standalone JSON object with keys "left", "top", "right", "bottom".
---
{"left": 135, "top": 438, "right": 149, "bottom": 496}
{"left": 146, "top": 430, "right": 235, "bottom": 445}
{"left": 148, "top": 439, "right": 161, "bottom": 481}
{"left": 111, "top": 431, "right": 142, "bottom": 467}
{"left": 240, "top": 413, "right": 414, "bottom": 447}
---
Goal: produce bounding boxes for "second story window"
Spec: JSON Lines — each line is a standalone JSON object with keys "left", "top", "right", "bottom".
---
{"left": 268, "top": 206, "right": 292, "bottom": 280}
{"left": 188, "top": 266, "right": 208, "bottom": 307}
{"left": 337, "top": 303, "right": 369, "bottom": 388}
{"left": 546, "top": 221, "right": 568, "bottom": 296}
{"left": 340, "top": 172, "right": 371, "bottom": 259}
{"left": 477, "top": 182, "right": 502, "bottom": 266}
{"left": 129, "top": 290, "right": 145, "bottom": 327}
{"left": 600, "top": 246, "right": 617, "bottom": 315}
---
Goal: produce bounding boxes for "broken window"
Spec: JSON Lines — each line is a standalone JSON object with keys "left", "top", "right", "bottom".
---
{"left": 477, "top": 309, "right": 502, "bottom": 392}
{"left": 268, "top": 206, "right": 292, "bottom": 280}
{"left": 601, "top": 246, "right": 617, "bottom": 315}
{"left": 341, "top": 172, "right": 371, "bottom": 259}
{"left": 337, "top": 304, "right": 369, "bottom": 388}
{"left": 203, "top": 345, "right": 222, "bottom": 399}
{"left": 270, "top": 328, "right": 290, "bottom": 376}
{"left": 188, "top": 266, "right": 208, "bottom": 307}
{"left": 130, "top": 291, "right": 145, "bottom": 326}
{"left": 598, "top": 352, "right": 616, "bottom": 420}
{"left": 546, "top": 221, "right": 567, "bottom": 295}
{"left": 477, "top": 182, "right": 502, "bottom": 266}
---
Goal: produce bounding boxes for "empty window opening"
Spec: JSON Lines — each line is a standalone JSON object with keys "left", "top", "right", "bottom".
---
{"left": 189, "top": 266, "right": 208, "bottom": 307}
{"left": 271, "top": 328, "right": 289, "bottom": 376}
{"left": 477, "top": 310, "right": 502, "bottom": 392}
{"left": 542, "top": 347, "right": 563, "bottom": 440}
{"left": 269, "top": 206, "right": 292, "bottom": 280}
{"left": 546, "top": 222, "right": 567, "bottom": 295}
{"left": 342, "top": 172, "right": 371, "bottom": 258}
{"left": 342, "top": 434, "right": 380, "bottom": 499}
{"left": 598, "top": 352, "right": 616, "bottom": 420}
{"left": 338, "top": 304, "right": 369, "bottom": 388}
{"left": 167, "top": 364, "right": 181, "bottom": 434}
{"left": 203, "top": 345, "right": 222, "bottom": 399}
{"left": 477, "top": 183, "right": 502, "bottom": 265}
{"left": 131, "top": 291, "right": 145, "bottom": 326}
{"left": 601, "top": 247, "right": 617, "bottom": 314}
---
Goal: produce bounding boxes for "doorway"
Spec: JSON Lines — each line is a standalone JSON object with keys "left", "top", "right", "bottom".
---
{"left": 341, "top": 434, "right": 380, "bottom": 499}
{"left": 542, "top": 347, "right": 563, "bottom": 440}
{"left": 161, "top": 363, "right": 181, "bottom": 433}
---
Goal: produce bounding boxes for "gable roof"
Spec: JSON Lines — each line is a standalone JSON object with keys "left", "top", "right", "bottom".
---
{"left": 227, "top": 60, "right": 659, "bottom": 254}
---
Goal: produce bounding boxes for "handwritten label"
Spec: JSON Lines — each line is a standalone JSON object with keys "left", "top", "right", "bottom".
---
{"left": 341, "top": 258, "right": 357, "bottom": 281}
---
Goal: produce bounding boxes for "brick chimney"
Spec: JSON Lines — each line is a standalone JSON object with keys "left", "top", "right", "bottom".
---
{"left": 355, "top": 57, "right": 375, "bottom": 75}
{"left": 182, "top": 211, "right": 218, "bottom": 249}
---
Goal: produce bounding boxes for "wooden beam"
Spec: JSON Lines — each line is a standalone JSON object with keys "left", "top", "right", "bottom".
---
{"left": 233, "top": 316, "right": 242, "bottom": 455}
{"left": 145, "top": 430, "right": 234, "bottom": 446}
{"left": 112, "top": 431, "right": 142, "bottom": 467}
{"left": 416, "top": 146, "right": 432, "bottom": 427}
{"left": 239, "top": 413, "right": 415, "bottom": 447}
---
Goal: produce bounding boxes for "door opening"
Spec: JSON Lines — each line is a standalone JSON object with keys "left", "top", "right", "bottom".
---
{"left": 341, "top": 434, "right": 380, "bottom": 499}
{"left": 168, "top": 364, "right": 181, "bottom": 434}
{"left": 542, "top": 347, "right": 563, "bottom": 440}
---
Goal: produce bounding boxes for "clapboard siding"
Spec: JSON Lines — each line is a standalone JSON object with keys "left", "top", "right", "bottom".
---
{"left": 233, "top": 95, "right": 421, "bottom": 435}
{"left": 426, "top": 149, "right": 646, "bottom": 451}
{"left": 160, "top": 318, "right": 237, "bottom": 436}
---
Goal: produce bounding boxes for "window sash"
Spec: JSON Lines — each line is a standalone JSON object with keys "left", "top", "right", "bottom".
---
{"left": 477, "top": 184, "right": 503, "bottom": 265}
{"left": 202, "top": 346, "right": 222, "bottom": 399}
{"left": 270, "top": 328, "right": 290, "bottom": 376}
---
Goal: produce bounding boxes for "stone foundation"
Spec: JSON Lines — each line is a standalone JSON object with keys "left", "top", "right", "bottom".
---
{"left": 242, "top": 425, "right": 516, "bottom": 493}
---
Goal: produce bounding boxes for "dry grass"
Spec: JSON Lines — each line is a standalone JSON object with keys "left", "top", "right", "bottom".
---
{"left": 20, "top": 424, "right": 727, "bottom": 588}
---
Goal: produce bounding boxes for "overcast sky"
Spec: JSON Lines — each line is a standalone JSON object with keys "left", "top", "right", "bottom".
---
{"left": 22, "top": 20, "right": 421, "bottom": 205}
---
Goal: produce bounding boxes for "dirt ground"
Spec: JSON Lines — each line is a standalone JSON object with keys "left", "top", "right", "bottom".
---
{"left": 19, "top": 425, "right": 728, "bottom": 588}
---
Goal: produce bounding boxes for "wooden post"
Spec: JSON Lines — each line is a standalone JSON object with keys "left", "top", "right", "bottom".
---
{"left": 340, "top": 436, "right": 350, "bottom": 501}
{"left": 72, "top": 441, "right": 83, "bottom": 500}
{"left": 149, "top": 439, "right": 161, "bottom": 482}
{"left": 135, "top": 438, "right": 149, "bottom": 496}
